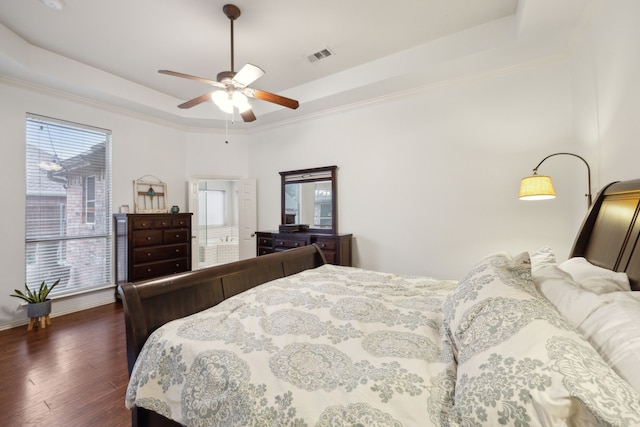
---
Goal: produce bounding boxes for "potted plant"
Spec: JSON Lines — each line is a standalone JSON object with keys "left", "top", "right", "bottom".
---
{"left": 11, "top": 279, "right": 60, "bottom": 320}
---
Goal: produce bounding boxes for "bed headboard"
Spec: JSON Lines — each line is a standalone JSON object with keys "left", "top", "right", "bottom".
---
{"left": 571, "top": 178, "right": 640, "bottom": 291}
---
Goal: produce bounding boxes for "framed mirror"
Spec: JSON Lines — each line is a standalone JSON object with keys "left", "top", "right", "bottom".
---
{"left": 280, "top": 166, "right": 337, "bottom": 234}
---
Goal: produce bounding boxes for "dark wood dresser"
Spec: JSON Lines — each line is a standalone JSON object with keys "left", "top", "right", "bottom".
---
{"left": 256, "top": 231, "right": 352, "bottom": 266}
{"left": 114, "top": 213, "right": 193, "bottom": 288}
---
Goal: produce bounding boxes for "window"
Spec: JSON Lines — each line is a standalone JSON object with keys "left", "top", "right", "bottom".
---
{"left": 85, "top": 176, "right": 96, "bottom": 224}
{"left": 199, "top": 189, "right": 225, "bottom": 227}
{"left": 25, "top": 114, "right": 112, "bottom": 297}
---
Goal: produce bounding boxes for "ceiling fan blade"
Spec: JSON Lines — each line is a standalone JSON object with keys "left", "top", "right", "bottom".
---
{"left": 240, "top": 108, "right": 257, "bottom": 122}
{"left": 232, "top": 64, "right": 265, "bottom": 87}
{"left": 178, "top": 93, "right": 213, "bottom": 109}
{"left": 159, "top": 70, "right": 225, "bottom": 88}
{"left": 247, "top": 89, "right": 299, "bottom": 110}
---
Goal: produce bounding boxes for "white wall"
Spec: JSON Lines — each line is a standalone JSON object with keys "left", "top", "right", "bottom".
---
{"left": 185, "top": 130, "right": 250, "bottom": 180}
{"left": 249, "top": 57, "right": 584, "bottom": 279}
{"left": 570, "top": 0, "right": 640, "bottom": 183}
{"left": 249, "top": 0, "right": 640, "bottom": 280}
{"left": 0, "top": 81, "right": 249, "bottom": 329}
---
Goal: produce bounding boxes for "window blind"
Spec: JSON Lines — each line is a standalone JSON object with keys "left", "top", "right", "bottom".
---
{"left": 25, "top": 113, "right": 112, "bottom": 297}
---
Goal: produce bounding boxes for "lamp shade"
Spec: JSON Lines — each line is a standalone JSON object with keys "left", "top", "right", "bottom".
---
{"left": 519, "top": 174, "right": 556, "bottom": 200}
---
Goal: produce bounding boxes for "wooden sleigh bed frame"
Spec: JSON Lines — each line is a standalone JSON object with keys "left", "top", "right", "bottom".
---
{"left": 119, "top": 244, "right": 328, "bottom": 427}
{"left": 570, "top": 178, "right": 640, "bottom": 291}
{"left": 118, "top": 178, "right": 640, "bottom": 427}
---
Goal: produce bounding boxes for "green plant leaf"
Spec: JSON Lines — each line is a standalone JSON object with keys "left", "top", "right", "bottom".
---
{"left": 38, "top": 281, "right": 46, "bottom": 301}
{"left": 25, "top": 284, "right": 37, "bottom": 301}
{"left": 10, "top": 279, "right": 61, "bottom": 303}
{"left": 10, "top": 289, "right": 33, "bottom": 303}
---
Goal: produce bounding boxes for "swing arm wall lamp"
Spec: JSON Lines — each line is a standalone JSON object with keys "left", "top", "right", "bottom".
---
{"left": 518, "top": 152, "right": 592, "bottom": 208}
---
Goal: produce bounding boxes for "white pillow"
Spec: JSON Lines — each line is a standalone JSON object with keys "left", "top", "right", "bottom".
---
{"left": 558, "top": 257, "right": 631, "bottom": 292}
{"left": 532, "top": 264, "right": 611, "bottom": 327}
{"left": 530, "top": 246, "right": 556, "bottom": 272}
{"left": 579, "top": 291, "right": 640, "bottom": 392}
{"left": 578, "top": 276, "right": 629, "bottom": 294}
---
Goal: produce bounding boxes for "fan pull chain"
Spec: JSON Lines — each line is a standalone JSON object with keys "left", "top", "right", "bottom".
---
{"left": 225, "top": 114, "right": 229, "bottom": 144}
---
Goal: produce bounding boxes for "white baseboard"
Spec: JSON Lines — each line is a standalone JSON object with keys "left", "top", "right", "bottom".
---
{"left": 0, "top": 293, "right": 117, "bottom": 332}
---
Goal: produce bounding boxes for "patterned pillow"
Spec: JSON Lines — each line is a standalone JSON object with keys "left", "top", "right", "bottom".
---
{"left": 443, "top": 252, "right": 640, "bottom": 426}
{"left": 443, "top": 252, "right": 547, "bottom": 352}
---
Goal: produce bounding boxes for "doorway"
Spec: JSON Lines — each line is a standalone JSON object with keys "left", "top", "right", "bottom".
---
{"left": 188, "top": 177, "right": 256, "bottom": 270}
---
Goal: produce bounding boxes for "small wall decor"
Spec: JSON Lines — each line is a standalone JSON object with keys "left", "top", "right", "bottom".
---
{"left": 134, "top": 176, "right": 168, "bottom": 213}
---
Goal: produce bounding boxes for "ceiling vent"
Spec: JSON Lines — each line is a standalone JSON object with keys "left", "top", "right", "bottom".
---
{"left": 307, "top": 48, "right": 334, "bottom": 63}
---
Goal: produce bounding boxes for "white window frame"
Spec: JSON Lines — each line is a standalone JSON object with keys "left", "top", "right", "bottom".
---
{"left": 25, "top": 113, "right": 112, "bottom": 297}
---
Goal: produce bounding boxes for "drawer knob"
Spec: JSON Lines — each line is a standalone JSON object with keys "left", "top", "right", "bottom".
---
{"left": 162, "top": 222, "right": 167, "bottom": 225}
{"left": 176, "top": 249, "right": 180, "bottom": 252}
{"left": 147, "top": 252, "right": 152, "bottom": 256}
{"left": 321, "top": 244, "right": 326, "bottom": 248}
{"left": 147, "top": 268, "right": 152, "bottom": 272}
{"left": 295, "top": 243, "right": 299, "bottom": 247}
{"left": 176, "top": 234, "right": 180, "bottom": 238}
{"left": 176, "top": 263, "right": 180, "bottom": 267}
{"left": 147, "top": 236, "right": 152, "bottom": 240}
{"left": 141, "top": 223, "right": 146, "bottom": 226}
{"left": 280, "top": 242, "right": 284, "bottom": 245}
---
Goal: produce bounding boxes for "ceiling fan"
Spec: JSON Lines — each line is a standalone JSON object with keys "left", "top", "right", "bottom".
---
{"left": 159, "top": 4, "right": 299, "bottom": 122}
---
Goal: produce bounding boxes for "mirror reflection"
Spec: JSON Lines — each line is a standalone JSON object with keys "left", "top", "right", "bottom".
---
{"left": 284, "top": 181, "right": 332, "bottom": 228}
{"left": 280, "top": 166, "right": 337, "bottom": 234}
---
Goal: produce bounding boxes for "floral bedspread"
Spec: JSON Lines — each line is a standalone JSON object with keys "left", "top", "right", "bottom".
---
{"left": 126, "top": 259, "right": 640, "bottom": 426}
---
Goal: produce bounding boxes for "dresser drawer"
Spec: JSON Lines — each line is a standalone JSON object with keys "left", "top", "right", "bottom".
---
{"left": 314, "top": 238, "right": 336, "bottom": 251}
{"left": 172, "top": 217, "right": 190, "bottom": 228}
{"left": 133, "top": 258, "right": 189, "bottom": 280}
{"left": 274, "top": 236, "right": 308, "bottom": 249}
{"left": 164, "top": 229, "right": 189, "bottom": 244}
{"left": 133, "top": 244, "right": 189, "bottom": 264}
{"left": 258, "top": 247, "right": 274, "bottom": 256}
{"left": 133, "top": 229, "right": 163, "bottom": 247}
{"left": 255, "top": 231, "right": 351, "bottom": 267}
{"left": 154, "top": 218, "right": 173, "bottom": 228}
{"left": 257, "top": 236, "right": 273, "bottom": 247}
{"left": 315, "top": 238, "right": 337, "bottom": 263}
{"left": 321, "top": 250, "right": 336, "bottom": 264}
{"left": 132, "top": 218, "right": 156, "bottom": 230}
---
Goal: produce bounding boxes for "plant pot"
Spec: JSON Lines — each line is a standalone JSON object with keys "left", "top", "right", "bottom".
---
{"left": 27, "top": 300, "right": 52, "bottom": 318}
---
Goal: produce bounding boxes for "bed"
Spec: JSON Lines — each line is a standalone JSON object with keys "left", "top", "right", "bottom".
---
{"left": 119, "top": 178, "right": 640, "bottom": 427}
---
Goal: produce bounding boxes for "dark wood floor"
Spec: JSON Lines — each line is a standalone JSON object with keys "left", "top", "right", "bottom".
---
{"left": 0, "top": 302, "right": 131, "bottom": 427}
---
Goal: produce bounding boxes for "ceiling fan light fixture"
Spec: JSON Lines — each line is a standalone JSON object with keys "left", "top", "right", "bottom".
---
{"left": 232, "top": 92, "right": 251, "bottom": 113}
{"left": 211, "top": 91, "right": 234, "bottom": 114}
{"left": 211, "top": 90, "right": 251, "bottom": 114}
